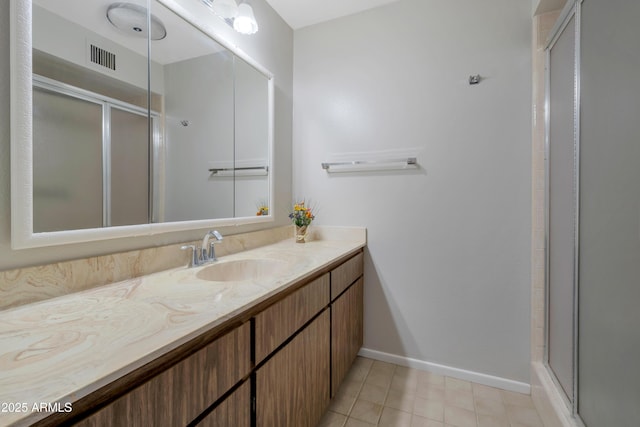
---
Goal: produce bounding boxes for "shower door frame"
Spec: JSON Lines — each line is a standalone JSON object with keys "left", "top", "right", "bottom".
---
{"left": 32, "top": 75, "right": 161, "bottom": 228}
{"left": 543, "top": 0, "right": 584, "bottom": 423}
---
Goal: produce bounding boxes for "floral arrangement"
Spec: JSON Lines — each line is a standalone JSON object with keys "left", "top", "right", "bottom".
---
{"left": 256, "top": 200, "right": 269, "bottom": 216}
{"left": 289, "top": 200, "right": 315, "bottom": 227}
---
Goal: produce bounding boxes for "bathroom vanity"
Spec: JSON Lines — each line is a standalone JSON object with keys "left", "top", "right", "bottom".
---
{"left": 0, "top": 231, "right": 365, "bottom": 427}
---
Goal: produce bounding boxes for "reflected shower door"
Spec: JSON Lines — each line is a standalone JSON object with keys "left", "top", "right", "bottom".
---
{"left": 33, "top": 87, "right": 103, "bottom": 232}
{"left": 110, "top": 107, "right": 150, "bottom": 226}
{"left": 546, "top": 12, "right": 576, "bottom": 403}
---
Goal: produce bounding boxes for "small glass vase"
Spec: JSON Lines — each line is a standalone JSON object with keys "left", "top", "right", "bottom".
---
{"left": 295, "top": 225, "right": 308, "bottom": 243}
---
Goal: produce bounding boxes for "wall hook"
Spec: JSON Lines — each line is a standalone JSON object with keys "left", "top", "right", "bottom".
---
{"left": 469, "top": 74, "right": 481, "bottom": 85}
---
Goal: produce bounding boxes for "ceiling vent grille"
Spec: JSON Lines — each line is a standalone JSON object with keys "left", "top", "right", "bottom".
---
{"left": 89, "top": 44, "right": 116, "bottom": 71}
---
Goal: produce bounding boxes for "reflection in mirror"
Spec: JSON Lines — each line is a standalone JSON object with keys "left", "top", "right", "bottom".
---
{"left": 234, "top": 55, "right": 270, "bottom": 218}
{"left": 32, "top": 0, "right": 152, "bottom": 232}
{"left": 157, "top": 0, "right": 235, "bottom": 222}
{"left": 28, "top": 0, "right": 271, "bottom": 235}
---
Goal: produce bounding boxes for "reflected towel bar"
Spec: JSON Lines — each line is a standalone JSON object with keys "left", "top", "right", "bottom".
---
{"left": 321, "top": 157, "right": 417, "bottom": 173}
{"left": 208, "top": 166, "right": 268, "bottom": 176}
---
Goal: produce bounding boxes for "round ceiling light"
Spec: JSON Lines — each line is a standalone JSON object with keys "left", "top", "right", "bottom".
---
{"left": 107, "top": 2, "right": 167, "bottom": 41}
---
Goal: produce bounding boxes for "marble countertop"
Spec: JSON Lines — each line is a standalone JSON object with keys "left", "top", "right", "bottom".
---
{"left": 0, "top": 231, "right": 365, "bottom": 426}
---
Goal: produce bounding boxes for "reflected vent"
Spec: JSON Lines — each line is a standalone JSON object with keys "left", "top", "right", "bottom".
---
{"left": 90, "top": 44, "right": 116, "bottom": 71}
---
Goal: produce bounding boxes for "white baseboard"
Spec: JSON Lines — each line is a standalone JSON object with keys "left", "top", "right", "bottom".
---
{"left": 358, "top": 347, "right": 530, "bottom": 394}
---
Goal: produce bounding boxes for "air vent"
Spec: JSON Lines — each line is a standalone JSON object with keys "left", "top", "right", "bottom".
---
{"left": 90, "top": 44, "right": 116, "bottom": 71}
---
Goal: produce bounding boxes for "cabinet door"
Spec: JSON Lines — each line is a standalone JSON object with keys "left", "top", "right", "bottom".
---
{"left": 256, "top": 310, "right": 330, "bottom": 427}
{"left": 198, "top": 381, "right": 250, "bottom": 427}
{"left": 330, "top": 252, "right": 363, "bottom": 300}
{"left": 254, "top": 273, "right": 329, "bottom": 363}
{"left": 76, "top": 323, "right": 250, "bottom": 426}
{"left": 331, "top": 277, "right": 364, "bottom": 397}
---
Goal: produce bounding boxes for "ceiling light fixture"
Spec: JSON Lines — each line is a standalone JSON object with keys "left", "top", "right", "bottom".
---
{"left": 233, "top": 2, "right": 259, "bottom": 35}
{"left": 106, "top": 2, "right": 167, "bottom": 40}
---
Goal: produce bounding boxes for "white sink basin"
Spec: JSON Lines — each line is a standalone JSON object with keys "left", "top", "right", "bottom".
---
{"left": 196, "top": 259, "right": 291, "bottom": 282}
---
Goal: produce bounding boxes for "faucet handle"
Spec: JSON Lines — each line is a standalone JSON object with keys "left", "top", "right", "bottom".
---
{"left": 181, "top": 245, "right": 199, "bottom": 268}
{"left": 208, "top": 230, "right": 223, "bottom": 261}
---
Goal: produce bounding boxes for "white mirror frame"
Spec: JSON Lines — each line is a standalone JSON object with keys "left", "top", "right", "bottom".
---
{"left": 10, "top": 0, "right": 275, "bottom": 249}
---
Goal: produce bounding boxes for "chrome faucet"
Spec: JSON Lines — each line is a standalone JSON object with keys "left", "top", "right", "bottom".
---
{"left": 181, "top": 230, "right": 223, "bottom": 268}
{"left": 202, "top": 230, "right": 223, "bottom": 262}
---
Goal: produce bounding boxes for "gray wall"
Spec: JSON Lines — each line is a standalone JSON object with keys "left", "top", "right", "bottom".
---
{"left": 293, "top": 0, "right": 532, "bottom": 382}
{"left": 0, "top": 0, "right": 293, "bottom": 270}
{"left": 163, "top": 52, "right": 235, "bottom": 221}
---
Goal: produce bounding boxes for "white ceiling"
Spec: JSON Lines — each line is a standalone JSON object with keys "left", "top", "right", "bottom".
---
{"left": 264, "top": 0, "right": 402, "bottom": 30}
{"left": 35, "top": 0, "right": 225, "bottom": 65}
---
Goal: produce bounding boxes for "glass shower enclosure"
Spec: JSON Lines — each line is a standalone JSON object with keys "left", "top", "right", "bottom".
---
{"left": 545, "top": 0, "right": 640, "bottom": 425}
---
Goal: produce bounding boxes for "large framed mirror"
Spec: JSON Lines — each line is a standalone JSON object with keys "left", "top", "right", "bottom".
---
{"left": 10, "top": 0, "right": 274, "bottom": 248}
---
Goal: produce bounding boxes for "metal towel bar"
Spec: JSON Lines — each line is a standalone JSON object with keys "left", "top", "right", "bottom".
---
{"left": 321, "top": 157, "right": 417, "bottom": 172}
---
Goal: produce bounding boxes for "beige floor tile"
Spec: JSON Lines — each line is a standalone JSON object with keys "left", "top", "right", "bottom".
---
{"left": 345, "top": 367, "right": 371, "bottom": 384}
{"left": 346, "top": 358, "right": 373, "bottom": 382}
{"left": 338, "top": 379, "right": 366, "bottom": 399}
{"left": 379, "top": 407, "right": 413, "bottom": 427}
{"left": 318, "top": 411, "right": 348, "bottom": 427}
{"left": 501, "top": 390, "right": 535, "bottom": 408}
{"left": 358, "top": 382, "right": 389, "bottom": 405}
{"left": 390, "top": 372, "right": 419, "bottom": 392}
{"left": 329, "top": 379, "right": 363, "bottom": 415}
{"left": 444, "top": 406, "right": 477, "bottom": 427}
{"left": 444, "top": 389, "right": 474, "bottom": 411}
{"left": 350, "top": 399, "right": 383, "bottom": 425}
{"left": 445, "top": 377, "right": 473, "bottom": 392}
{"left": 416, "top": 382, "right": 446, "bottom": 401}
{"left": 365, "top": 369, "right": 394, "bottom": 389}
{"left": 471, "top": 383, "right": 503, "bottom": 402}
{"left": 385, "top": 389, "right": 417, "bottom": 413}
{"left": 506, "top": 405, "right": 545, "bottom": 427}
{"left": 394, "top": 365, "right": 421, "bottom": 380}
{"left": 353, "top": 356, "right": 374, "bottom": 370}
{"left": 418, "top": 371, "right": 446, "bottom": 387}
{"left": 344, "top": 418, "right": 376, "bottom": 427}
{"left": 413, "top": 396, "right": 444, "bottom": 422}
{"left": 477, "top": 414, "right": 510, "bottom": 427}
{"left": 322, "top": 358, "right": 545, "bottom": 427}
{"left": 370, "top": 360, "right": 396, "bottom": 375}
{"left": 411, "top": 414, "right": 445, "bottom": 427}
{"left": 474, "top": 396, "right": 508, "bottom": 418}
{"left": 329, "top": 388, "right": 358, "bottom": 415}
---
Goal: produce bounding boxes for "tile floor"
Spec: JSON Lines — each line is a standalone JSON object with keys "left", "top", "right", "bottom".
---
{"left": 319, "top": 357, "right": 545, "bottom": 427}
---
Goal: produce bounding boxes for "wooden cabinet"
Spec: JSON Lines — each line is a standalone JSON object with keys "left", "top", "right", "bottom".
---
{"left": 254, "top": 273, "right": 330, "bottom": 363}
{"left": 330, "top": 251, "right": 364, "bottom": 300}
{"left": 331, "top": 277, "right": 364, "bottom": 396}
{"left": 330, "top": 252, "right": 364, "bottom": 397}
{"left": 65, "top": 249, "right": 363, "bottom": 427}
{"left": 256, "top": 310, "right": 330, "bottom": 427}
{"left": 198, "top": 381, "right": 251, "bottom": 427}
{"left": 75, "top": 323, "right": 250, "bottom": 427}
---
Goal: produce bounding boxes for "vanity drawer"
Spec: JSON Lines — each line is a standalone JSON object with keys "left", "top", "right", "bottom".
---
{"left": 199, "top": 381, "right": 251, "bottom": 427}
{"left": 254, "top": 273, "right": 330, "bottom": 363}
{"left": 330, "top": 252, "right": 364, "bottom": 300}
{"left": 76, "top": 322, "right": 251, "bottom": 427}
